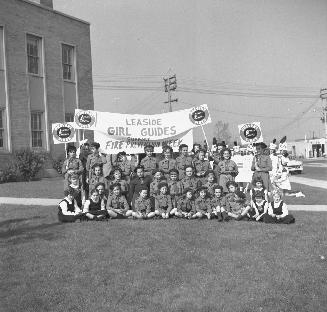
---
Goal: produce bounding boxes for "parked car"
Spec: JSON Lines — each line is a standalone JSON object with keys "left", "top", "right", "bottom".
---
{"left": 287, "top": 156, "right": 303, "bottom": 174}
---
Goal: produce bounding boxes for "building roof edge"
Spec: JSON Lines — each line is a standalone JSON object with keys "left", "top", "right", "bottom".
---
{"left": 20, "top": 0, "right": 90, "bottom": 25}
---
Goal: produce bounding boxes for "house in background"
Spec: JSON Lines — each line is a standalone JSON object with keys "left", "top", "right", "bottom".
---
{"left": 0, "top": 0, "right": 94, "bottom": 168}
{"left": 287, "top": 137, "right": 326, "bottom": 158}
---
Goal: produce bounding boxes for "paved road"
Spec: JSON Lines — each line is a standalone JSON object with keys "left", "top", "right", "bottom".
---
{"left": 0, "top": 197, "right": 326, "bottom": 211}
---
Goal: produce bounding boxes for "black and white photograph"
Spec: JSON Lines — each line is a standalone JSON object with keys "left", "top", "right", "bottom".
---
{"left": 1, "top": 0, "right": 327, "bottom": 311}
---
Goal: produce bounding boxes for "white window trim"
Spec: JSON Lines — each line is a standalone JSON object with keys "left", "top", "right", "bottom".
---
{"left": 61, "top": 41, "right": 80, "bottom": 141}
{"left": 25, "top": 32, "right": 49, "bottom": 151}
{"left": 0, "top": 25, "right": 11, "bottom": 152}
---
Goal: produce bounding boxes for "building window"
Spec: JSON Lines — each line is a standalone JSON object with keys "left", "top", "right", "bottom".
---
{"left": 62, "top": 44, "right": 75, "bottom": 81}
{"left": 27, "top": 34, "right": 42, "bottom": 75}
{"left": 65, "top": 113, "right": 74, "bottom": 122}
{"left": 31, "top": 112, "right": 43, "bottom": 147}
{"left": 0, "top": 109, "right": 4, "bottom": 148}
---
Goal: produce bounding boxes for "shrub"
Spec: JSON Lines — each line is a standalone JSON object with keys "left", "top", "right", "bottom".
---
{"left": 52, "top": 156, "right": 65, "bottom": 174}
{"left": 0, "top": 163, "right": 19, "bottom": 184}
{"left": 12, "top": 149, "right": 49, "bottom": 181}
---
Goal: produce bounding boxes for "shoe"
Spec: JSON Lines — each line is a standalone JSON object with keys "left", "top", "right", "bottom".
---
{"left": 296, "top": 192, "right": 305, "bottom": 198}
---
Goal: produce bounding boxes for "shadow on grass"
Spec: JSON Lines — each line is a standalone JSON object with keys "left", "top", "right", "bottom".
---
{"left": 0, "top": 222, "right": 63, "bottom": 245}
{"left": 0, "top": 216, "right": 43, "bottom": 227}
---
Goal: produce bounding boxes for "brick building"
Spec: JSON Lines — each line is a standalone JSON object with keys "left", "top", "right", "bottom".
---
{"left": 0, "top": 0, "right": 94, "bottom": 167}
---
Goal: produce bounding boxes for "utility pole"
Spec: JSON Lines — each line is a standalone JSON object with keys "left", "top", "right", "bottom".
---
{"left": 164, "top": 74, "right": 178, "bottom": 112}
{"left": 320, "top": 88, "right": 327, "bottom": 156}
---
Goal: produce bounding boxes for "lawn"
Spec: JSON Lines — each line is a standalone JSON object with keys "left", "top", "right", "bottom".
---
{"left": 1, "top": 205, "right": 327, "bottom": 312}
{"left": 284, "top": 182, "right": 327, "bottom": 205}
{"left": 0, "top": 177, "right": 63, "bottom": 198}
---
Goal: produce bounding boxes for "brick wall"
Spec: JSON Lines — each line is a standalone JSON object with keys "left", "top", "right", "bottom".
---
{"left": 0, "top": 0, "right": 94, "bottom": 164}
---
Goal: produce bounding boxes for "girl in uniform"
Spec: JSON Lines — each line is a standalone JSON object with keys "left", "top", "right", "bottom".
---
{"left": 249, "top": 177, "right": 269, "bottom": 203}
{"left": 107, "top": 183, "right": 130, "bottom": 218}
{"left": 193, "top": 186, "right": 212, "bottom": 219}
{"left": 202, "top": 170, "right": 219, "bottom": 198}
{"left": 175, "top": 144, "right": 193, "bottom": 179}
{"left": 248, "top": 193, "right": 268, "bottom": 222}
{"left": 159, "top": 145, "right": 177, "bottom": 180}
{"left": 109, "top": 167, "right": 129, "bottom": 197}
{"left": 215, "top": 148, "right": 238, "bottom": 193}
{"left": 83, "top": 189, "right": 108, "bottom": 220}
{"left": 180, "top": 165, "right": 202, "bottom": 195}
{"left": 251, "top": 142, "right": 272, "bottom": 193}
{"left": 211, "top": 185, "right": 229, "bottom": 221}
{"left": 175, "top": 188, "right": 196, "bottom": 219}
{"left": 140, "top": 145, "right": 157, "bottom": 178}
{"left": 154, "top": 182, "right": 173, "bottom": 218}
{"left": 132, "top": 186, "right": 157, "bottom": 219}
{"left": 192, "top": 148, "right": 211, "bottom": 184}
{"left": 264, "top": 189, "right": 295, "bottom": 224}
{"left": 58, "top": 188, "right": 83, "bottom": 222}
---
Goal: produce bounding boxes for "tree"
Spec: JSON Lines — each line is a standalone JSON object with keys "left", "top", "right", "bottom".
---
{"left": 213, "top": 121, "right": 233, "bottom": 146}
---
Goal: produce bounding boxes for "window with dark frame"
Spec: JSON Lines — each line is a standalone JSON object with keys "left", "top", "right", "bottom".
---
{"left": 31, "top": 112, "right": 43, "bottom": 147}
{"left": 27, "top": 34, "right": 42, "bottom": 75}
{"left": 62, "top": 44, "right": 74, "bottom": 81}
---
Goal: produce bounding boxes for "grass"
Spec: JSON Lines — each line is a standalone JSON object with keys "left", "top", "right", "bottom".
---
{"left": 1, "top": 205, "right": 327, "bottom": 312}
{"left": 0, "top": 177, "right": 63, "bottom": 198}
{"left": 282, "top": 182, "right": 327, "bottom": 205}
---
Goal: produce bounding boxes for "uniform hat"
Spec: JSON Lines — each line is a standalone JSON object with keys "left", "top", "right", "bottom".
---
{"left": 255, "top": 142, "right": 267, "bottom": 149}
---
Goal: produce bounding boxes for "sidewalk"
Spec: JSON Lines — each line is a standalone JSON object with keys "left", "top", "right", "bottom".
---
{"left": 0, "top": 197, "right": 326, "bottom": 211}
{"left": 290, "top": 176, "right": 327, "bottom": 190}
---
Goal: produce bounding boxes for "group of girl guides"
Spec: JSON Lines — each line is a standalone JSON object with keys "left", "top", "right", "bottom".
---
{"left": 58, "top": 140, "right": 295, "bottom": 224}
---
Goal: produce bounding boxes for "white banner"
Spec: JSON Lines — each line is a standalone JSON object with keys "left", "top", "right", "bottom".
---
{"left": 52, "top": 122, "right": 77, "bottom": 145}
{"left": 96, "top": 129, "right": 193, "bottom": 154}
{"left": 76, "top": 104, "right": 211, "bottom": 154}
{"left": 238, "top": 122, "right": 263, "bottom": 145}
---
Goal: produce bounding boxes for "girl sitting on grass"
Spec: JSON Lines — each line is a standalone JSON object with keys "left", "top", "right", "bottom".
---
{"left": 248, "top": 192, "right": 268, "bottom": 222}
{"left": 58, "top": 188, "right": 84, "bottom": 223}
{"left": 226, "top": 190, "right": 251, "bottom": 221}
{"left": 131, "top": 186, "right": 157, "bottom": 219}
{"left": 154, "top": 182, "right": 173, "bottom": 219}
{"left": 83, "top": 189, "right": 108, "bottom": 221}
{"left": 175, "top": 188, "right": 196, "bottom": 219}
{"left": 106, "top": 183, "right": 130, "bottom": 218}
{"left": 211, "top": 185, "right": 229, "bottom": 221}
{"left": 193, "top": 186, "right": 212, "bottom": 219}
{"left": 264, "top": 189, "right": 295, "bottom": 224}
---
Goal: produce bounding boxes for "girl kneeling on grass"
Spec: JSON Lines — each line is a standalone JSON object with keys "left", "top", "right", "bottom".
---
{"left": 83, "top": 189, "right": 108, "bottom": 221}
{"left": 106, "top": 183, "right": 129, "bottom": 218}
{"left": 131, "top": 186, "right": 157, "bottom": 219}
{"left": 58, "top": 188, "right": 84, "bottom": 223}
{"left": 264, "top": 189, "right": 295, "bottom": 224}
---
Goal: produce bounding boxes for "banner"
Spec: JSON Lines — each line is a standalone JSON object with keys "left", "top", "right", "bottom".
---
{"left": 52, "top": 122, "right": 77, "bottom": 144}
{"left": 238, "top": 122, "right": 263, "bottom": 145}
{"left": 78, "top": 104, "right": 211, "bottom": 153}
{"left": 96, "top": 129, "right": 193, "bottom": 154}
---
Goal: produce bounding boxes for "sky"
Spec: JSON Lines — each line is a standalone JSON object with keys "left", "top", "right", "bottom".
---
{"left": 55, "top": 0, "right": 327, "bottom": 145}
